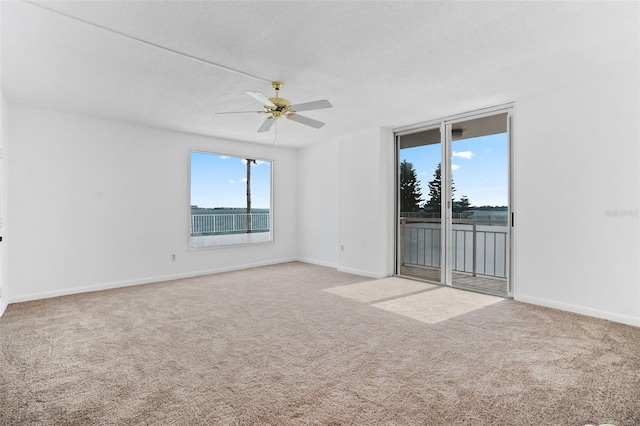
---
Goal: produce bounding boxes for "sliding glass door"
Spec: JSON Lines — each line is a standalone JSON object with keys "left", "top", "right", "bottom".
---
{"left": 398, "top": 127, "right": 444, "bottom": 283}
{"left": 396, "top": 108, "right": 512, "bottom": 296}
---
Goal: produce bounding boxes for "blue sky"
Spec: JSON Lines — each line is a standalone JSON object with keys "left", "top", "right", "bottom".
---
{"left": 191, "top": 133, "right": 506, "bottom": 210}
{"left": 400, "top": 133, "right": 508, "bottom": 207}
{"left": 191, "top": 152, "right": 271, "bottom": 209}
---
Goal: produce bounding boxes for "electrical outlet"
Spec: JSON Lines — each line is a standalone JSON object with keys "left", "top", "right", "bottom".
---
{"left": 170, "top": 254, "right": 176, "bottom": 261}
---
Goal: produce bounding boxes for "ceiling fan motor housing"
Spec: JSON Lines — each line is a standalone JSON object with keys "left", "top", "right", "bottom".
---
{"left": 268, "top": 97, "right": 291, "bottom": 108}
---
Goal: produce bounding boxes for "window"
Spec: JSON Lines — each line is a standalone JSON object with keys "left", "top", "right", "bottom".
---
{"left": 190, "top": 151, "right": 273, "bottom": 249}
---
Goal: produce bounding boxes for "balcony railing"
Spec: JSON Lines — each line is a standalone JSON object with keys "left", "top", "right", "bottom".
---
{"left": 191, "top": 213, "right": 270, "bottom": 236}
{"left": 400, "top": 217, "right": 508, "bottom": 279}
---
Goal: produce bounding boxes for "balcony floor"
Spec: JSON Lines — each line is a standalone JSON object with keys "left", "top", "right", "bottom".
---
{"left": 399, "top": 265, "right": 508, "bottom": 296}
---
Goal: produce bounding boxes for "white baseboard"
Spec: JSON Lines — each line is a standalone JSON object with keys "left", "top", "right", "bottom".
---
{"left": 7, "top": 258, "right": 298, "bottom": 305}
{"left": 337, "top": 266, "right": 389, "bottom": 279}
{"left": 0, "top": 297, "right": 7, "bottom": 317}
{"left": 515, "top": 294, "right": 640, "bottom": 327}
{"left": 295, "top": 257, "right": 338, "bottom": 269}
{"left": 292, "top": 258, "right": 390, "bottom": 280}
{"left": 295, "top": 258, "right": 390, "bottom": 280}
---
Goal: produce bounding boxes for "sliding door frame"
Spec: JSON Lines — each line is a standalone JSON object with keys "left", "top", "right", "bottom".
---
{"left": 394, "top": 103, "right": 515, "bottom": 297}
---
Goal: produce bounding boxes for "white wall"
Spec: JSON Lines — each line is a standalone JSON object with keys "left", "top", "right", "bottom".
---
{"left": 6, "top": 105, "right": 298, "bottom": 303}
{"left": 514, "top": 64, "right": 640, "bottom": 326}
{"left": 297, "top": 127, "right": 395, "bottom": 279}
{"left": 337, "top": 127, "right": 395, "bottom": 278}
{"left": 296, "top": 139, "right": 339, "bottom": 268}
{"left": 0, "top": 92, "right": 7, "bottom": 317}
{"left": 0, "top": 5, "right": 5, "bottom": 315}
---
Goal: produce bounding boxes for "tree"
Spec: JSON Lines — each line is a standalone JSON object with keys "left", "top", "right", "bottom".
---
{"left": 424, "top": 163, "right": 455, "bottom": 217}
{"left": 399, "top": 160, "right": 424, "bottom": 213}
{"left": 453, "top": 195, "right": 473, "bottom": 217}
{"left": 246, "top": 158, "right": 257, "bottom": 233}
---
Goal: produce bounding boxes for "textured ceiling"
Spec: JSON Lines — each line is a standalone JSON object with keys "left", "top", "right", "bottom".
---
{"left": 2, "top": 1, "right": 638, "bottom": 148}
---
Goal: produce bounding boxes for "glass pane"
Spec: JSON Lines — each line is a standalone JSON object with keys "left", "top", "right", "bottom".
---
{"left": 190, "top": 151, "right": 272, "bottom": 249}
{"left": 450, "top": 114, "right": 509, "bottom": 295}
{"left": 398, "top": 128, "right": 443, "bottom": 283}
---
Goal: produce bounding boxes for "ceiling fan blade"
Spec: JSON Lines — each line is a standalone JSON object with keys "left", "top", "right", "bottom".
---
{"left": 288, "top": 114, "right": 325, "bottom": 129}
{"left": 289, "top": 99, "right": 333, "bottom": 112}
{"left": 257, "top": 117, "right": 275, "bottom": 133}
{"left": 246, "top": 91, "right": 276, "bottom": 107}
{"left": 215, "top": 111, "right": 262, "bottom": 115}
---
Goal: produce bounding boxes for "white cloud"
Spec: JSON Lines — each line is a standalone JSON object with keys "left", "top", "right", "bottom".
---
{"left": 228, "top": 179, "right": 236, "bottom": 184}
{"left": 451, "top": 164, "right": 461, "bottom": 171}
{"left": 219, "top": 155, "right": 230, "bottom": 159}
{"left": 453, "top": 150, "right": 473, "bottom": 160}
{"left": 240, "top": 178, "right": 248, "bottom": 183}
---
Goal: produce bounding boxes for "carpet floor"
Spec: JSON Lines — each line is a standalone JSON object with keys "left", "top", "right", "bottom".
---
{"left": 1, "top": 262, "right": 639, "bottom": 425}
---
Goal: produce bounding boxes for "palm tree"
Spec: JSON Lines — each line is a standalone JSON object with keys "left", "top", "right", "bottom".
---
{"left": 245, "top": 159, "right": 256, "bottom": 233}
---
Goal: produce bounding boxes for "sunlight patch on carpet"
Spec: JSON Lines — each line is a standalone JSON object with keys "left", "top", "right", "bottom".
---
{"left": 373, "top": 286, "right": 503, "bottom": 324}
{"left": 323, "top": 277, "right": 436, "bottom": 303}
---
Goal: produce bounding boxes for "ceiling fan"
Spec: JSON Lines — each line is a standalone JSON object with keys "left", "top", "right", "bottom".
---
{"left": 216, "top": 81, "right": 333, "bottom": 133}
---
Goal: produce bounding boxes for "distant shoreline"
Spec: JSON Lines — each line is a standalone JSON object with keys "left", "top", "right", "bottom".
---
{"left": 191, "top": 207, "right": 270, "bottom": 215}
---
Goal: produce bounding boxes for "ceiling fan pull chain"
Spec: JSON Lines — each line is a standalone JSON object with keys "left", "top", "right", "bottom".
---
{"left": 274, "top": 120, "right": 278, "bottom": 146}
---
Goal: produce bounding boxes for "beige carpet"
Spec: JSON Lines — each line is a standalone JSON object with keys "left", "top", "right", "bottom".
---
{"left": 324, "top": 277, "right": 504, "bottom": 324}
{"left": 1, "top": 262, "right": 639, "bottom": 425}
